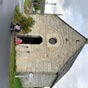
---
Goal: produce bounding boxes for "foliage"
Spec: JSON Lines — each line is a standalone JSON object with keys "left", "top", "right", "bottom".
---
{"left": 13, "top": 5, "right": 35, "bottom": 33}
{"left": 24, "top": 0, "right": 32, "bottom": 13}
{"left": 33, "top": 0, "right": 41, "bottom": 11}
{"left": 24, "top": 0, "right": 31, "bottom": 7}
{"left": 13, "top": 6, "right": 22, "bottom": 23}
{"left": 24, "top": 0, "right": 41, "bottom": 13}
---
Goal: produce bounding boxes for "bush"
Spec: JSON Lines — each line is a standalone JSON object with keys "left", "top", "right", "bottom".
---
{"left": 13, "top": 6, "right": 22, "bottom": 23}
{"left": 24, "top": 0, "right": 41, "bottom": 13}
{"left": 13, "top": 5, "right": 35, "bottom": 34}
{"left": 24, "top": 0, "right": 32, "bottom": 13}
{"left": 33, "top": 0, "right": 41, "bottom": 11}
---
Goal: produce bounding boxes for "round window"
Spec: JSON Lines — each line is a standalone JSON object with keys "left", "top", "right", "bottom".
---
{"left": 49, "top": 38, "right": 57, "bottom": 44}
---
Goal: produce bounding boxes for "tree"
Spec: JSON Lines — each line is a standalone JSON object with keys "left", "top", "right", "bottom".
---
{"left": 33, "top": 0, "right": 41, "bottom": 11}
{"left": 24, "top": 0, "right": 32, "bottom": 14}
{"left": 13, "top": 5, "right": 35, "bottom": 34}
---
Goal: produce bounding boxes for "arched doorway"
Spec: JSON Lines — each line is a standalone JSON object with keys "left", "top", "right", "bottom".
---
{"left": 17, "top": 35, "right": 43, "bottom": 44}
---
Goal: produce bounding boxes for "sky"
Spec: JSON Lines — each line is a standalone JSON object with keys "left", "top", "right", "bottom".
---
{"left": 45, "top": 0, "right": 88, "bottom": 38}
{"left": 45, "top": 0, "right": 88, "bottom": 88}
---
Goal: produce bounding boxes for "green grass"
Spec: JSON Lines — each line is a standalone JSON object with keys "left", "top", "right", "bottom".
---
{"left": 9, "top": 37, "right": 16, "bottom": 88}
{"left": 9, "top": 37, "right": 22, "bottom": 88}
{"left": 13, "top": 78, "right": 22, "bottom": 88}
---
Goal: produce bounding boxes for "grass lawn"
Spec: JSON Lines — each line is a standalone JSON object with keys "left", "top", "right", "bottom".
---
{"left": 13, "top": 78, "right": 22, "bottom": 88}
{"left": 9, "top": 36, "right": 22, "bottom": 88}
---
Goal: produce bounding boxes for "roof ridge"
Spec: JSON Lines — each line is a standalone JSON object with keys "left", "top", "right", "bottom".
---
{"left": 51, "top": 44, "right": 85, "bottom": 87}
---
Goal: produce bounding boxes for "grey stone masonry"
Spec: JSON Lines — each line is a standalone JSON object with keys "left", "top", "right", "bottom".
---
{"left": 19, "top": 73, "right": 56, "bottom": 88}
{"left": 15, "top": 14, "right": 87, "bottom": 87}
{"left": 16, "top": 15, "right": 86, "bottom": 73}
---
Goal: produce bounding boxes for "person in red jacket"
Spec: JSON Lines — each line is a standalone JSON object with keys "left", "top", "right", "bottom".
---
{"left": 14, "top": 36, "right": 22, "bottom": 45}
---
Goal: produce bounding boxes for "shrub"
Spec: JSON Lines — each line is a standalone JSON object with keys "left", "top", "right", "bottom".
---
{"left": 24, "top": 0, "right": 32, "bottom": 13}
{"left": 13, "top": 5, "right": 35, "bottom": 34}
{"left": 33, "top": 0, "right": 41, "bottom": 11}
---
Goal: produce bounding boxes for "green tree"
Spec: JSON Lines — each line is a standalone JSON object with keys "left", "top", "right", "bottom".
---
{"left": 13, "top": 6, "right": 22, "bottom": 23}
{"left": 13, "top": 5, "right": 35, "bottom": 34}
{"left": 33, "top": 0, "right": 41, "bottom": 11}
{"left": 24, "top": 0, "right": 32, "bottom": 13}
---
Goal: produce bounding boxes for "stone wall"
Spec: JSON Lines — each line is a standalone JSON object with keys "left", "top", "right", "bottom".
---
{"left": 15, "top": 14, "right": 86, "bottom": 87}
